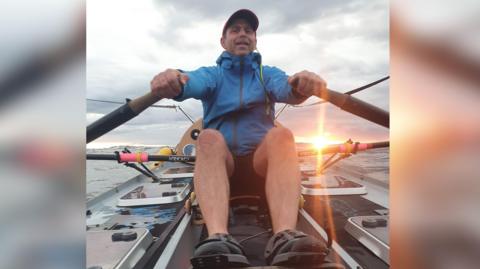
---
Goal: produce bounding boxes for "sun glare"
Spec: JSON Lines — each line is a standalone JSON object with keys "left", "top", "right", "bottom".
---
{"left": 311, "top": 135, "right": 343, "bottom": 150}
{"left": 313, "top": 136, "right": 329, "bottom": 150}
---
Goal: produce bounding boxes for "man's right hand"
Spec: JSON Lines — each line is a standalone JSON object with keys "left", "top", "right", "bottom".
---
{"left": 150, "top": 69, "right": 189, "bottom": 99}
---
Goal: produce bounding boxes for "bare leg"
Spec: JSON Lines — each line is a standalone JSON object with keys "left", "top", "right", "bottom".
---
{"left": 194, "top": 129, "right": 234, "bottom": 236}
{"left": 253, "top": 127, "right": 301, "bottom": 233}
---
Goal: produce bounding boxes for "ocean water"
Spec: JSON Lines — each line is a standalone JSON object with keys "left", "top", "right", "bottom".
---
{"left": 86, "top": 145, "right": 389, "bottom": 201}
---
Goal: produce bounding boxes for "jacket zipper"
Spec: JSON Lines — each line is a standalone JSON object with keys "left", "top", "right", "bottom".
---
{"left": 233, "top": 60, "right": 244, "bottom": 155}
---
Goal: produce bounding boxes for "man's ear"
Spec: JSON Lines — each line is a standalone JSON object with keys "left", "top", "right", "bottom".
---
{"left": 220, "top": 36, "right": 226, "bottom": 49}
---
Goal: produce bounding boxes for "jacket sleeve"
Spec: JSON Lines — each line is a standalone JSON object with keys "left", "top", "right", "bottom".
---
{"left": 173, "top": 66, "right": 216, "bottom": 101}
{"left": 263, "top": 66, "right": 308, "bottom": 105}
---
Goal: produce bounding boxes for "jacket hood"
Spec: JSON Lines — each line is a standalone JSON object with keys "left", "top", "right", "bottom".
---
{"left": 216, "top": 51, "right": 261, "bottom": 70}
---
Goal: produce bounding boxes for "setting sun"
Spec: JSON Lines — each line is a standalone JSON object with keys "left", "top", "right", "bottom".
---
{"left": 311, "top": 135, "right": 342, "bottom": 150}
{"left": 313, "top": 136, "right": 329, "bottom": 150}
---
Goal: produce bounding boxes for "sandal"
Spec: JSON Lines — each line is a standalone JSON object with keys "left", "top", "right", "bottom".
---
{"left": 190, "top": 233, "right": 250, "bottom": 268}
{"left": 264, "top": 229, "right": 334, "bottom": 267}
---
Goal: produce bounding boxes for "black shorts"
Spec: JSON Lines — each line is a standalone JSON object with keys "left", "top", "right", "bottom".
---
{"left": 229, "top": 153, "right": 266, "bottom": 197}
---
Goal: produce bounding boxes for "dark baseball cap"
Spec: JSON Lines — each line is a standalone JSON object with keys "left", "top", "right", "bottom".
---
{"left": 222, "top": 9, "right": 259, "bottom": 35}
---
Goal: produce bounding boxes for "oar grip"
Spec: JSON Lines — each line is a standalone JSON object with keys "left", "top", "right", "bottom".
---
{"left": 129, "top": 92, "right": 162, "bottom": 114}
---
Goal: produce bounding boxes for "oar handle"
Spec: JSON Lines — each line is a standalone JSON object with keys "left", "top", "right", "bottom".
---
{"left": 128, "top": 92, "right": 162, "bottom": 114}
{"left": 315, "top": 88, "right": 389, "bottom": 128}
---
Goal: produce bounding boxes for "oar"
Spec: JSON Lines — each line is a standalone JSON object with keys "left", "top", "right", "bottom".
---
{"left": 87, "top": 92, "right": 160, "bottom": 143}
{"left": 314, "top": 88, "right": 389, "bottom": 128}
{"left": 86, "top": 152, "right": 196, "bottom": 162}
{"left": 297, "top": 141, "right": 389, "bottom": 157}
{"left": 86, "top": 141, "right": 388, "bottom": 162}
{"left": 87, "top": 78, "right": 389, "bottom": 143}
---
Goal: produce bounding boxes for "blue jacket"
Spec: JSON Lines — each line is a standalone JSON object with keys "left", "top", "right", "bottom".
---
{"left": 175, "top": 51, "right": 305, "bottom": 156}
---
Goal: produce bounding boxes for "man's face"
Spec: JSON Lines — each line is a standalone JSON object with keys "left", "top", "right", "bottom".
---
{"left": 221, "top": 19, "right": 257, "bottom": 56}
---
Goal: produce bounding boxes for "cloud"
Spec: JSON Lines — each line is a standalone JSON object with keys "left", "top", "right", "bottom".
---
{"left": 155, "top": 0, "right": 362, "bottom": 33}
{"left": 86, "top": 113, "right": 105, "bottom": 125}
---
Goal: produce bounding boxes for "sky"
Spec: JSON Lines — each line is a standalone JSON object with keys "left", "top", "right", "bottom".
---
{"left": 86, "top": 0, "right": 389, "bottom": 148}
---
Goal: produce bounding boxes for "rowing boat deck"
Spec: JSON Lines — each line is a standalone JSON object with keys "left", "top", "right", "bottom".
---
{"left": 87, "top": 154, "right": 389, "bottom": 269}
{"left": 304, "top": 195, "right": 388, "bottom": 268}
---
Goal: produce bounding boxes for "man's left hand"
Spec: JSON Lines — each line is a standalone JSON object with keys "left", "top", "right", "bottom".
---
{"left": 288, "top": 70, "right": 327, "bottom": 98}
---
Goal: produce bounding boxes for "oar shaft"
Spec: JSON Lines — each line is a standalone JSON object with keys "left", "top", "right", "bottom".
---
{"left": 86, "top": 154, "right": 117, "bottom": 160}
{"left": 316, "top": 89, "right": 389, "bottom": 128}
{"left": 86, "top": 153, "right": 196, "bottom": 162}
{"left": 368, "top": 141, "right": 389, "bottom": 149}
{"left": 298, "top": 141, "right": 389, "bottom": 157}
{"left": 87, "top": 93, "right": 161, "bottom": 143}
{"left": 321, "top": 141, "right": 389, "bottom": 154}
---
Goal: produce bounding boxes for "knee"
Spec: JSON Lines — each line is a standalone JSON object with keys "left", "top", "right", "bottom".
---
{"left": 266, "top": 127, "right": 295, "bottom": 146}
{"left": 197, "top": 129, "right": 227, "bottom": 152}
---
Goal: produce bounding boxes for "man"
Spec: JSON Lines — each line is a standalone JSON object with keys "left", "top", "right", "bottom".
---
{"left": 151, "top": 9, "right": 331, "bottom": 268}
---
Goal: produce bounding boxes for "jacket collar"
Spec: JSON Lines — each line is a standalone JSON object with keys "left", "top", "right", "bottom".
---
{"left": 216, "top": 51, "right": 261, "bottom": 70}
